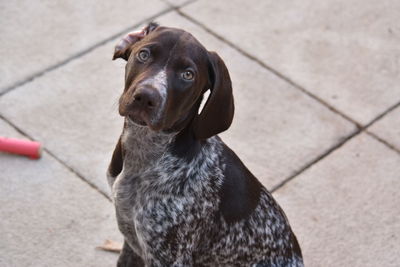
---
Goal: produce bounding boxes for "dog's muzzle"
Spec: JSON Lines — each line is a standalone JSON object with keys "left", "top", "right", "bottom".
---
{"left": 120, "top": 85, "right": 163, "bottom": 129}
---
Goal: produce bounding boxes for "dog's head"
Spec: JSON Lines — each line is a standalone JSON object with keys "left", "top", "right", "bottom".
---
{"left": 113, "top": 23, "right": 234, "bottom": 139}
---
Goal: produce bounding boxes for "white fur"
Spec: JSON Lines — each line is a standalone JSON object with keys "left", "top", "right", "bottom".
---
{"left": 140, "top": 68, "right": 168, "bottom": 123}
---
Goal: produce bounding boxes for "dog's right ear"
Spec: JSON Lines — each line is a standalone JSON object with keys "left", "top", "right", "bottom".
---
{"left": 113, "top": 22, "right": 159, "bottom": 61}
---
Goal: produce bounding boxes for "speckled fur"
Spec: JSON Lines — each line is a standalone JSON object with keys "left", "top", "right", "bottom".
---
{"left": 109, "top": 23, "right": 303, "bottom": 267}
{"left": 108, "top": 119, "right": 303, "bottom": 267}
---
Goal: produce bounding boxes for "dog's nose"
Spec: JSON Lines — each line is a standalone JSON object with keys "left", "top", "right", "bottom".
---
{"left": 132, "top": 87, "right": 161, "bottom": 110}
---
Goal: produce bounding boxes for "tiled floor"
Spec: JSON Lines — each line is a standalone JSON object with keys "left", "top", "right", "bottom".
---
{"left": 1, "top": 1, "right": 399, "bottom": 266}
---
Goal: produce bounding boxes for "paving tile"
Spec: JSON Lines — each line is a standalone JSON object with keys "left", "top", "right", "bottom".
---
{"left": 0, "top": 119, "right": 121, "bottom": 267}
{"left": 0, "top": 11, "right": 355, "bottom": 193}
{"left": 0, "top": 41, "right": 125, "bottom": 195}
{"left": 0, "top": 0, "right": 169, "bottom": 92}
{"left": 368, "top": 105, "right": 400, "bottom": 151}
{"left": 273, "top": 133, "right": 400, "bottom": 267}
{"left": 182, "top": 0, "right": 400, "bottom": 125}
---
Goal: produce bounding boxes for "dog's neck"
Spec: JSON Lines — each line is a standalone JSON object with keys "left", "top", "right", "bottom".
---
{"left": 119, "top": 117, "right": 223, "bottom": 197}
{"left": 121, "top": 118, "right": 176, "bottom": 173}
{"left": 121, "top": 118, "right": 221, "bottom": 176}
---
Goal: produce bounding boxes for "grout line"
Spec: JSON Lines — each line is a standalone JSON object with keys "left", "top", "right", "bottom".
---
{"left": 271, "top": 100, "right": 400, "bottom": 192}
{"left": 0, "top": 114, "right": 112, "bottom": 202}
{"left": 176, "top": 10, "right": 362, "bottom": 128}
{"left": 362, "top": 100, "right": 400, "bottom": 154}
{"left": 0, "top": 114, "right": 33, "bottom": 139}
{"left": 43, "top": 148, "right": 112, "bottom": 201}
{"left": 363, "top": 100, "right": 400, "bottom": 129}
{"left": 270, "top": 128, "right": 361, "bottom": 193}
{"left": 160, "top": 0, "right": 197, "bottom": 8}
{"left": 0, "top": 7, "right": 177, "bottom": 97}
{"left": 366, "top": 131, "right": 400, "bottom": 154}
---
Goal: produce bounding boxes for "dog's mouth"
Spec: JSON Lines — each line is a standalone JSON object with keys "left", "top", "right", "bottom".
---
{"left": 128, "top": 115, "right": 147, "bottom": 126}
{"left": 127, "top": 114, "right": 164, "bottom": 131}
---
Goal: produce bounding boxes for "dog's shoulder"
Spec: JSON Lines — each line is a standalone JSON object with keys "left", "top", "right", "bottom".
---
{"left": 217, "top": 141, "right": 263, "bottom": 223}
{"left": 169, "top": 133, "right": 264, "bottom": 223}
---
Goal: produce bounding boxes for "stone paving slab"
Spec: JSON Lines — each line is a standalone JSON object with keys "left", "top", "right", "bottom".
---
{"left": 273, "top": 133, "right": 400, "bottom": 267}
{"left": 0, "top": 41, "right": 125, "bottom": 195}
{"left": 0, "top": 0, "right": 169, "bottom": 93}
{"left": 368, "top": 106, "right": 400, "bottom": 151}
{"left": 0, "top": 119, "right": 121, "bottom": 267}
{"left": 0, "top": 11, "right": 355, "bottom": 193}
{"left": 182, "top": 0, "right": 400, "bottom": 125}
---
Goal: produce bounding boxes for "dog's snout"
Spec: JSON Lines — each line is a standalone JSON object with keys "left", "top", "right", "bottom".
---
{"left": 119, "top": 84, "right": 164, "bottom": 128}
{"left": 133, "top": 87, "right": 161, "bottom": 110}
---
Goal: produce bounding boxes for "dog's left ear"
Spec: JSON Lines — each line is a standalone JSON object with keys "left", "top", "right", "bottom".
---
{"left": 192, "top": 51, "right": 234, "bottom": 139}
{"left": 113, "top": 22, "right": 159, "bottom": 60}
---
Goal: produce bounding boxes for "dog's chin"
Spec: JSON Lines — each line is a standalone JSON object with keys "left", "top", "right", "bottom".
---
{"left": 127, "top": 115, "right": 163, "bottom": 131}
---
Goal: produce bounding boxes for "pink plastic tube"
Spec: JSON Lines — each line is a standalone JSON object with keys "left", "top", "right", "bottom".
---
{"left": 0, "top": 137, "right": 42, "bottom": 159}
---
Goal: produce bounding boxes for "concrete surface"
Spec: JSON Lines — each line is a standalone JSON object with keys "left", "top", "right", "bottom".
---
{"left": 182, "top": 0, "right": 400, "bottom": 125}
{"left": 0, "top": 1, "right": 399, "bottom": 266}
{"left": 0, "top": 0, "right": 169, "bottom": 92}
{"left": 0, "top": 119, "right": 121, "bottom": 267}
{"left": 0, "top": 42, "right": 125, "bottom": 194}
{"left": 273, "top": 133, "right": 400, "bottom": 267}
{"left": 368, "top": 105, "right": 400, "bottom": 152}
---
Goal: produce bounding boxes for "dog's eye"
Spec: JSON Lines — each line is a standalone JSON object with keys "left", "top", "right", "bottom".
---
{"left": 181, "top": 70, "right": 194, "bottom": 81}
{"left": 137, "top": 49, "right": 150, "bottom": 62}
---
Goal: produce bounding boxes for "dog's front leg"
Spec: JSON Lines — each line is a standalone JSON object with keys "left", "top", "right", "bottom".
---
{"left": 117, "top": 240, "right": 144, "bottom": 267}
{"left": 107, "top": 136, "right": 124, "bottom": 187}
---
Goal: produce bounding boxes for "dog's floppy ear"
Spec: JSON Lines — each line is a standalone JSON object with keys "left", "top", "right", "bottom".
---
{"left": 192, "top": 51, "right": 234, "bottom": 139}
{"left": 113, "top": 22, "right": 159, "bottom": 61}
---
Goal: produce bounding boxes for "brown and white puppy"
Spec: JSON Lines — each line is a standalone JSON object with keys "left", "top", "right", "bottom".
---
{"left": 108, "top": 22, "right": 303, "bottom": 267}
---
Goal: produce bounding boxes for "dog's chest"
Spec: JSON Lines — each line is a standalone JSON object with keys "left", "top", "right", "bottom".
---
{"left": 112, "top": 126, "right": 175, "bottom": 255}
{"left": 112, "top": 127, "right": 224, "bottom": 260}
{"left": 113, "top": 154, "right": 209, "bottom": 260}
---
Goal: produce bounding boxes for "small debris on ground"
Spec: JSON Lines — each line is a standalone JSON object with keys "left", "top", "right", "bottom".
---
{"left": 96, "top": 239, "right": 122, "bottom": 253}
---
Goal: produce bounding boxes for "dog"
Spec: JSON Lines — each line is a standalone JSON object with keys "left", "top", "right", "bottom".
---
{"left": 107, "top": 22, "right": 304, "bottom": 267}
